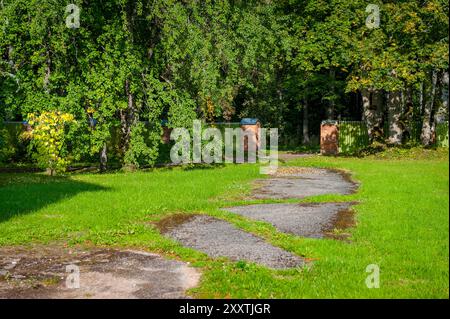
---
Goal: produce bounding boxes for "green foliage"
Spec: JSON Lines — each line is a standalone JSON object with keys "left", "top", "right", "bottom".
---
{"left": 0, "top": 122, "right": 29, "bottom": 164}
{"left": 0, "top": 0, "right": 448, "bottom": 163}
{"left": 342, "top": 0, "right": 449, "bottom": 92}
{"left": 0, "top": 124, "right": 11, "bottom": 163}
{"left": 124, "top": 122, "right": 161, "bottom": 168}
{"left": 166, "top": 92, "right": 198, "bottom": 130}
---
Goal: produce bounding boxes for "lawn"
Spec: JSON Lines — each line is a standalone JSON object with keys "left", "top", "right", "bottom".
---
{"left": 0, "top": 149, "right": 448, "bottom": 298}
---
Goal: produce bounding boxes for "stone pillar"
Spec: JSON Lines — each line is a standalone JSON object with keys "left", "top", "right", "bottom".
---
{"left": 320, "top": 121, "right": 339, "bottom": 155}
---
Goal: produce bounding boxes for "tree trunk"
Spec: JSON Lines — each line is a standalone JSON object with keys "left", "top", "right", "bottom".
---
{"left": 421, "top": 70, "right": 438, "bottom": 146}
{"left": 43, "top": 48, "right": 51, "bottom": 93}
{"left": 401, "top": 87, "right": 414, "bottom": 141}
{"left": 436, "top": 71, "right": 449, "bottom": 123}
{"left": 327, "top": 69, "right": 335, "bottom": 119}
{"left": 419, "top": 82, "right": 424, "bottom": 116}
{"left": 120, "top": 109, "right": 128, "bottom": 157}
{"left": 442, "top": 71, "right": 449, "bottom": 112}
{"left": 361, "top": 89, "right": 370, "bottom": 119}
{"left": 100, "top": 143, "right": 108, "bottom": 173}
{"left": 387, "top": 91, "right": 403, "bottom": 145}
{"left": 120, "top": 79, "right": 137, "bottom": 158}
{"left": 302, "top": 99, "right": 310, "bottom": 145}
{"left": 431, "top": 71, "right": 446, "bottom": 144}
{"left": 361, "top": 88, "right": 384, "bottom": 142}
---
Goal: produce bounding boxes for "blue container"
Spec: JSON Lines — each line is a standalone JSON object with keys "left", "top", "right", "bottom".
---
{"left": 88, "top": 118, "right": 98, "bottom": 127}
{"left": 240, "top": 118, "right": 259, "bottom": 125}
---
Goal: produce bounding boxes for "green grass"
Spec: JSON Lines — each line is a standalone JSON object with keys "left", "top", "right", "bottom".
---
{"left": 0, "top": 150, "right": 448, "bottom": 298}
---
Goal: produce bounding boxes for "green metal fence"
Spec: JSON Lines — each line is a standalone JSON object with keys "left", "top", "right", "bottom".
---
{"left": 338, "top": 120, "right": 449, "bottom": 154}
{"left": 338, "top": 121, "right": 370, "bottom": 154}
{"left": 409, "top": 121, "right": 423, "bottom": 142}
{"left": 0, "top": 121, "right": 247, "bottom": 164}
{"left": 436, "top": 122, "right": 449, "bottom": 147}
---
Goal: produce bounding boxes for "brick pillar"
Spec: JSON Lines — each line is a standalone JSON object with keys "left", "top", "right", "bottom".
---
{"left": 241, "top": 122, "right": 261, "bottom": 151}
{"left": 320, "top": 121, "right": 339, "bottom": 155}
{"left": 161, "top": 126, "right": 172, "bottom": 144}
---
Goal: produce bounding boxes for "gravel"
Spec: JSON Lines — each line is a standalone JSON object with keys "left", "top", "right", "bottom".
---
{"left": 223, "top": 202, "right": 354, "bottom": 238}
{"left": 164, "top": 215, "right": 304, "bottom": 269}
{"left": 252, "top": 168, "right": 356, "bottom": 199}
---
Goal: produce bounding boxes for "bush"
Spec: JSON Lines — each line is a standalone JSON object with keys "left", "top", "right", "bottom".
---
{"left": 0, "top": 123, "right": 19, "bottom": 164}
{"left": 0, "top": 125, "right": 7, "bottom": 163}
{"left": 22, "top": 111, "right": 75, "bottom": 175}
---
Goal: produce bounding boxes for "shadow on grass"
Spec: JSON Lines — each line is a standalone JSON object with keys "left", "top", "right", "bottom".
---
{"left": 0, "top": 174, "right": 108, "bottom": 223}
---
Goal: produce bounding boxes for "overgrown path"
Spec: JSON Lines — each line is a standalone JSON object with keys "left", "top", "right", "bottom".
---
{"left": 161, "top": 167, "right": 358, "bottom": 268}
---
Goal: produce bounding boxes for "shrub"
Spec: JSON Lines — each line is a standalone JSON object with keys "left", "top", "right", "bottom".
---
{"left": 0, "top": 123, "right": 17, "bottom": 164}
{"left": 22, "top": 111, "right": 75, "bottom": 175}
{"left": 0, "top": 125, "right": 6, "bottom": 162}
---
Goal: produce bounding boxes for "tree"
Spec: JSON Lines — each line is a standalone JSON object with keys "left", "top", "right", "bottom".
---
{"left": 1, "top": 0, "right": 448, "bottom": 165}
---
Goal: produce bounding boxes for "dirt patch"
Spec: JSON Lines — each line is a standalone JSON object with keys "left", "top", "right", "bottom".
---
{"left": 223, "top": 202, "right": 356, "bottom": 239}
{"left": 326, "top": 168, "right": 359, "bottom": 188}
{"left": 0, "top": 245, "right": 200, "bottom": 299}
{"left": 162, "top": 215, "right": 304, "bottom": 269}
{"left": 273, "top": 167, "right": 325, "bottom": 176}
{"left": 154, "top": 214, "right": 196, "bottom": 233}
{"left": 322, "top": 208, "right": 356, "bottom": 241}
{"left": 278, "top": 153, "right": 315, "bottom": 162}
